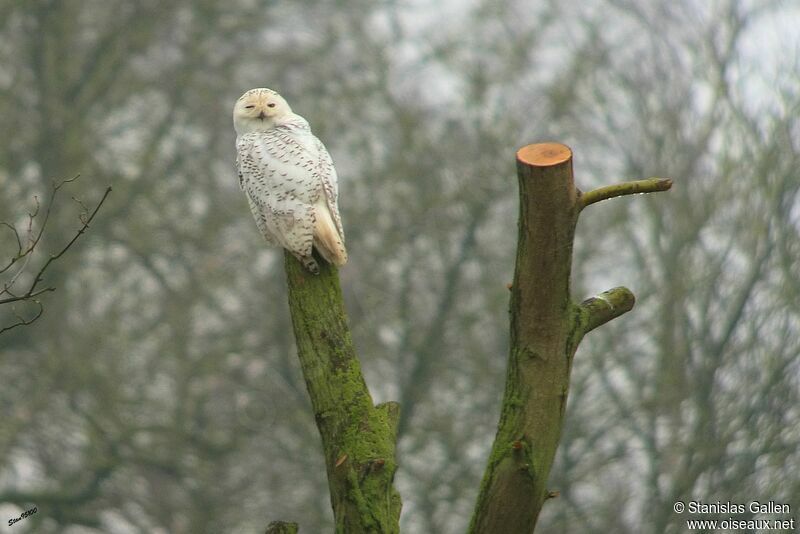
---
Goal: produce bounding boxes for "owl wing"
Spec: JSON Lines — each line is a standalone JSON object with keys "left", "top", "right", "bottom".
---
{"left": 236, "top": 150, "right": 276, "bottom": 245}
{"left": 314, "top": 136, "right": 345, "bottom": 242}
{"left": 236, "top": 131, "right": 318, "bottom": 256}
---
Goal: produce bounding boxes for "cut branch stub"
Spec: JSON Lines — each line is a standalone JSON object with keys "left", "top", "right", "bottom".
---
{"left": 579, "top": 287, "right": 636, "bottom": 335}
{"left": 512, "top": 142, "right": 578, "bottom": 337}
{"left": 517, "top": 142, "right": 573, "bottom": 167}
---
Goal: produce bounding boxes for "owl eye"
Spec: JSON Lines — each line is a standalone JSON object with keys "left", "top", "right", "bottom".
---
{"left": 267, "top": 103, "right": 276, "bottom": 108}
{"left": 245, "top": 105, "right": 255, "bottom": 109}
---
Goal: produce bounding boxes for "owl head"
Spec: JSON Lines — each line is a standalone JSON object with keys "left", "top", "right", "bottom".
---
{"left": 233, "top": 88, "right": 293, "bottom": 134}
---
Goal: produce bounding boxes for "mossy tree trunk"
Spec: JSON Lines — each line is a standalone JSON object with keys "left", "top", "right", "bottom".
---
{"left": 273, "top": 142, "right": 669, "bottom": 533}
{"left": 468, "top": 143, "right": 671, "bottom": 533}
{"left": 281, "top": 253, "right": 401, "bottom": 534}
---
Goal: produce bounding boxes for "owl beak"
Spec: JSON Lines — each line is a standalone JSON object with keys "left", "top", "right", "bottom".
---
{"left": 257, "top": 111, "right": 266, "bottom": 120}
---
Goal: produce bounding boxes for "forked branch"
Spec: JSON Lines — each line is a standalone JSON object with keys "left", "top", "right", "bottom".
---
{"left": 0, "top": 177, "right": 112, "bottom": 333}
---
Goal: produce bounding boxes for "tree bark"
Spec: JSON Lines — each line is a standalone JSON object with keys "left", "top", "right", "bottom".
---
{"left": 282, "top": 252, "right": 401, "bottom": 533}
{"left": 265, "top": 521, "right": 299, "bottom": 534}
{"left": 468, "top": 142, "right": 670, "bottom": 533}
{"left": 275, "top": 142, "right": 668, "bottom": 533}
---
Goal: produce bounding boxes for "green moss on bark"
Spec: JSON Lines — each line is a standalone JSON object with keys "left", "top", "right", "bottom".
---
{"left": 469, "top": 144, "right": 618, "bottom": 533}
{"left": 284, "top": 252, "right": 401, "bottom": 534}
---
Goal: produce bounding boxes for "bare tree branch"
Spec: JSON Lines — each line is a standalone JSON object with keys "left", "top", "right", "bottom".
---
{"left": 0, "top": 178, "right": 112, "bottom": 332}
{"left": 578, "top": 178, "right": 673, "bottom": 211}
{"left": 0, "top": 300, "right": 44, "bottom": 335}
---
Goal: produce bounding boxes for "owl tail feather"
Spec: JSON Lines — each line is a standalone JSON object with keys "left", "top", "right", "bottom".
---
{"left": 313, "top": 200, "right": 348, "bottom": 266}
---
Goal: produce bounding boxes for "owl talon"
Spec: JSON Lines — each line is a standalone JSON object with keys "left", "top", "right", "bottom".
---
{"left": 303, "top": 258, "right": 320, "bottom": 275}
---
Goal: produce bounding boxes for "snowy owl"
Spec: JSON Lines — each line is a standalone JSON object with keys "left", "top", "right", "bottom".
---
{"left": 233, "top": 88, "right": 347, "bottom": 274}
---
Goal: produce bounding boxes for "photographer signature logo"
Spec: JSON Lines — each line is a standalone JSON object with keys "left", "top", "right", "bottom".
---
{"left": 8, "top": 506, "right": 37, "bottom": 527}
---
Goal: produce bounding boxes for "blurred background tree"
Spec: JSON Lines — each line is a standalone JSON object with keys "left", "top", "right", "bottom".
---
{"left": 0, "top": 0, "right": 797, "bottom": 532}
